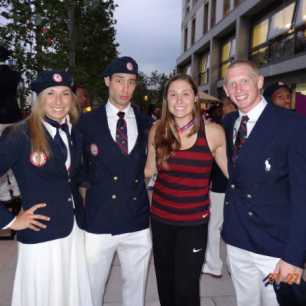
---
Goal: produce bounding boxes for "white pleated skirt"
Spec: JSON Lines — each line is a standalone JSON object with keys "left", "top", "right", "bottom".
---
{"left": 11, "top": 220, "right": 93, "bottom": 306}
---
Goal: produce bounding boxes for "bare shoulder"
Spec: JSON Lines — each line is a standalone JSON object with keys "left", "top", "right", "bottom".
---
{"left": 148, "top": 120, "right": 160, "bottom": 142}
{"left": 205, "top": 121, "right": 225, "bottom": 137}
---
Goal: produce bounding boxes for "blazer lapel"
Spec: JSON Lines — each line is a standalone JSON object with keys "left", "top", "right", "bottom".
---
{"left": 235, "top": 104, "right": 279, "bottom": 163}
{"left": 225, "top": 111, "right": 239, "bottom": 160}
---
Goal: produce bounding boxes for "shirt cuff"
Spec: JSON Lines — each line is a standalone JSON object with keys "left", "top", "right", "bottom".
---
{"left": 2, "top": 217, "right": 16, "bottom": 230}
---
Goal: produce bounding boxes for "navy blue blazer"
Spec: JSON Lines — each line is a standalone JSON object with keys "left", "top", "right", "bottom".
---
{"left": 0, "top": 122, "right": 85, "bottom": 243}
{"left": 78, "top": 104, "right": 152, "bottom": 235}
{"left": 222, "top": 103, "right": 306, "bottom": 267}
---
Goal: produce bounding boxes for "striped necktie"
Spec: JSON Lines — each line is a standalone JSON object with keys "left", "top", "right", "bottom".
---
{"left": 232, "top": 115, "right": 249, "bottom": 163}
{"left": 116, "top": 111, "right": 128, "bottom": 155}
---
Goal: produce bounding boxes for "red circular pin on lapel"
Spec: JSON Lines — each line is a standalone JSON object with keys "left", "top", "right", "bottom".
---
{"left": 53, "top": 73, "right": 63, "bottom": 83}
{"left": 126, "top": 62, "right": 133, "bottom": 71}
{"left": 90, "top": 143, "right": 99, "bottom": 156}
{"left": 30, "top": 152, "right": 48, "bottom": 167}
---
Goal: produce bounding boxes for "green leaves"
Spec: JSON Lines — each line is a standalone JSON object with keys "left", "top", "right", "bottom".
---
{"left": 0, "top": 0, "right": 118, "bottom": 105}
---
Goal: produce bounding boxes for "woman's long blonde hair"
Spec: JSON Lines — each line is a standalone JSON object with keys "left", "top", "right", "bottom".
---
{"left": 155, "top": 74, "right": 204, "bottom": 167}
{"left": 26, "top": 88, "right": 79, "bottom": 157}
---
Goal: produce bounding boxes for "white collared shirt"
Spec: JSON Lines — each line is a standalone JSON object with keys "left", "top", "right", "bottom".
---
{"left": 42, "top": 117, "right": 72, "bottom": 170}
{"left": 233, "top": 97, "right": 267, "bottom": 142}
{"left": 106, "top": 101, "right": 138, "bottom": 154}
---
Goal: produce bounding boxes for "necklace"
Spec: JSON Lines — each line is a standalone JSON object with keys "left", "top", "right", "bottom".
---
{"left": 176, "top": 118, "right": 194, "bottom": 133}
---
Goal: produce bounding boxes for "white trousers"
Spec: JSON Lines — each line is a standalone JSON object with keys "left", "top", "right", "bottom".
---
{"left": 202, "top": 191, "right": 224, "bottom": 275}
{"left": 227, "top": 244, "right": 279, "bottom": 306}
{"left": 85, "top": 228, "right": 152, "bottom": 306}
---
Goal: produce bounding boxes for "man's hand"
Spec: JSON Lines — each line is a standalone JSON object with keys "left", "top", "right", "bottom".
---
{"left": 273, "top": 259, "right": 303, "bottom": 285}
{"left": 9, "top": 203, "right": 50, "bottom": 231}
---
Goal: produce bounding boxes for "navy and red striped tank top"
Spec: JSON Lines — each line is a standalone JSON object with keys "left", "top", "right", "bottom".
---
{"left": 151, "top": 130, "right": 213, "bottom": 226}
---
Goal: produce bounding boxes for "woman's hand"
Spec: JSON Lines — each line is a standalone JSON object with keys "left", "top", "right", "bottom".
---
{"left": 9, "top": 203, "right": 50, "bottom": 231}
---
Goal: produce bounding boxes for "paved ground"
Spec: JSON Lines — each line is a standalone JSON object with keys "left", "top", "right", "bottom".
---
{"left": 0, "top": 238, "right": 236, "bottom": 306}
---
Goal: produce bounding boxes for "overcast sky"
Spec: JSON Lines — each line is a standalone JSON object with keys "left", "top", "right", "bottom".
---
{"left": 114, "top": 0, "right": 182, "bottom": 76}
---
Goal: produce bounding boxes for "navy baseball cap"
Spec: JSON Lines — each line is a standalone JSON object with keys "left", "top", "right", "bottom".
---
{"left": 102, "top": 56, "right": 138, "bottom": 77}
{"left": 0, "top": 46, "right": 12, "bottom": 61}
{"left": 263, "top": 82, "right": 292, "bottom": 102}
{"left": 31, "top": 70, "right": 73, "bottom": 94}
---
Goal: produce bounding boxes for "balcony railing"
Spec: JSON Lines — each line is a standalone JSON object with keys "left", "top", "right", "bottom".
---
{"left": 249, "top": 26, "right": 306, "bottom": 68}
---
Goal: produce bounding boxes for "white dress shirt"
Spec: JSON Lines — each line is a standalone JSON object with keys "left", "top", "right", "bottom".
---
{"left": 233, "top": 97, "right": 267, "bottom": 142}
{"left": 106, "top": 101, "right": 138, "bottom": 154}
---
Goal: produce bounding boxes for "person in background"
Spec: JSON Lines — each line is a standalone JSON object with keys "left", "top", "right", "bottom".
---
{"left": 263, "top": 81, "right": 292, "bottom": 109}
{"left": 145, "top": 74, "right": 228, "bottom": 306}
{"left": 73, "top": 84, "right": 91, "bottom": 112}
{"left": 0, "top": 70, "right": 93, "bottom": 306}
{"left": 0, "top": 45, "right": 22, "bottom": 123}
{"left": 0, "top": 46, "right": 23, "bottom": 223}
{"left": 78, "top": 56, "right": 152, "bottom": 306}
{"left": 202, "top": 97, "right": 236, "bottom": 278}
{"left": 222, "top": 60, "right": 306, "bottom": 306}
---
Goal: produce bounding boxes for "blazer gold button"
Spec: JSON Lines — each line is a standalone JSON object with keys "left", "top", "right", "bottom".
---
{"left": 230, "top": 184, "right": 235, "bottom": 189}
{"left": 112, "top": 194, "right": 117, "bottom": 199}
{"left": 246, "top": 194, "right": 252, "bottom": 199}
{"left": 113, "top": 176, "right": 118, "bottom": 181}
{"left": 248, "top": 211, "right": 253, "bottom": 216}
{"left": 135, "top": 179, "right": 139, "bottom": 183}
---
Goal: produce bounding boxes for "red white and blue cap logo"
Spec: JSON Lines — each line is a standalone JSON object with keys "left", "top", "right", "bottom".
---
{"left": 126, "top": 62, "right": 133, "bottom": 71}
{"left": 53, "top": 73, "right": 63, "bottom": 83}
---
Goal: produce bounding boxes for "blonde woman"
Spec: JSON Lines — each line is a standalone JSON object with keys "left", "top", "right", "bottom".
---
{"left": 0, "top": 70, "right": 93, "bottom": 306}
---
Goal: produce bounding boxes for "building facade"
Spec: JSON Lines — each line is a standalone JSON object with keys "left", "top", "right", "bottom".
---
{"left": 177, "top": 0, "right": 306, "bottom": 97}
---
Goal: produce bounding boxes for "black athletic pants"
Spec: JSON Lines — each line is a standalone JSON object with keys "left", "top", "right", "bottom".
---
{"left": 151, "top": 218, "right": 208, "bottom": 306}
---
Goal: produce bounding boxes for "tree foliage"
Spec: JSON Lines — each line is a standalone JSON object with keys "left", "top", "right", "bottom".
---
{"left": 0, "top": 0, "right": 118, "bottom": 104}
{"left": 133, "top": 70, "right": 170, "bottom": 112}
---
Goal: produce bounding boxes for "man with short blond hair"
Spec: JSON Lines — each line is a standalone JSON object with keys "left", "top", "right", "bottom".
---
{"left": 222, "top": 60, "right": 306, "bottom": 306}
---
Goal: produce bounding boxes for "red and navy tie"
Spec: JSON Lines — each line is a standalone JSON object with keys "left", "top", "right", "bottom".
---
{"left": 116, "top": 111, "right": 128, "bottom": 155}
{"left": 232, "top": 115, "right": 249, "bottom": 163}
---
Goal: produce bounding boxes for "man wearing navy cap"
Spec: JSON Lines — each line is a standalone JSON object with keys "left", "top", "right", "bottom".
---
{"left": 78, "top": 56, "right": 152, "bottom": 306}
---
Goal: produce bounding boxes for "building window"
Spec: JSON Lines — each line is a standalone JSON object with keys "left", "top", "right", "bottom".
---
{"left": 224, "top": 0, "right": 231, "bottom": 17}
{"left": 220, "top": 37, "right": 236, "bottom": 79}
{"left": 249, "top": 2, "right": 305, "bottom": 68}
{"left": 185, "top": 0, "right": 191, "bottom": 15}
{"left": 252, "top": 19, "right": 269, "bottom": 48}
{"left": 234, "top": 0, "right": 241, "bottom": 7}
{"left": 211, "top": 0, "right": 216, "bottom": 27}
{"left": 191, "top": 18, "right": 196, "bottom": 45}
{"left": 203, "top": 2, "right": 209, "bottom": 34}
{"left": 295, "top": 0, "right": 306, "bottom": 27}
{"left": 192, "top": 0, "right": 198, "bottom": 6}
{"left": 199, "top": 53, "right": 210, "bottom": 85}
{"left": 183, "top": 64, "right": 192, "bottom": 76}
{"left": 268, "top": 2, "right": 295, "bottom": 40}
{"left": 184, "top": 27, "right": 188, "bottom": 51}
